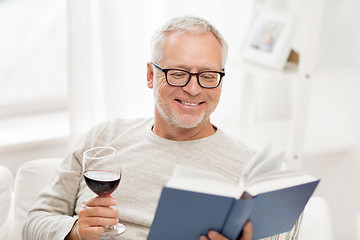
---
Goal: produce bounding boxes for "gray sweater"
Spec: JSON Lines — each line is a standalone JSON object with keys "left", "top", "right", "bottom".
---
{"left": 23, "top": 118, "right": 255, "bottom": 239}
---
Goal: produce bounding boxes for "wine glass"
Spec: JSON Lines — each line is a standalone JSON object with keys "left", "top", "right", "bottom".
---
{"left": 83, "top": 146, "right": 126, "bottom": 238}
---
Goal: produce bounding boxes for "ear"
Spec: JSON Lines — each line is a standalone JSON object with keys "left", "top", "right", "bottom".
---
{"left": 146, "top": 62, "right": 154, "bottom": 89}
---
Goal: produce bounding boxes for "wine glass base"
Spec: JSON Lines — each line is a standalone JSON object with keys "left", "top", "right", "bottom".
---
{"left": 98, "top": 223, "right": 126, "bottom": 239}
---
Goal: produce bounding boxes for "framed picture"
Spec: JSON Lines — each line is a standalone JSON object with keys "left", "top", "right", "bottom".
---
{"left": 241, "top": 7, "right": 296, "bottom": 70}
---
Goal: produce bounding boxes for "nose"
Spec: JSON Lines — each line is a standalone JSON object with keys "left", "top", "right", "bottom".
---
{"left": 182, "top": 75, "right": 202, "bottom": 96}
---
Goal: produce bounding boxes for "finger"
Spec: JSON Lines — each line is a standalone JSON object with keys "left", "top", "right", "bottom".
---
{"left": 85, "top": 216, "right": 119, "bottom": 227}
{"left": 77, "top": 213, "right": 119, "bottom": 238}
{"left": 81, "top": 206, "right": 119, "bottom": 218}
{"left": 76, "top": 218, "right": 103, "bottom": 239}
{"left": 208, "top": 231, "right": 229, "bottom": 240}
{"left": 239, "top": 221, "right": 253, "bottom": 240}
{"left": 84, "top": 196, "right": 117, "bottom": 207}
{"left": 78, "top": 207, "right": 120, "bottom": 236}
{"left": 78, "top": 224, "right": 104, "bottom": 239}
{"left": 199, "top": 235, "right": 210, "bottom": 240}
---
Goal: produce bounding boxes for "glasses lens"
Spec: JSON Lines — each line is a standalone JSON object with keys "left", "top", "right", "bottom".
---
{"left": 199, "top": 72, "right": 221, "bottom": 88}
{"left": 166, "top": 70, "right": 190, "bottom": 86}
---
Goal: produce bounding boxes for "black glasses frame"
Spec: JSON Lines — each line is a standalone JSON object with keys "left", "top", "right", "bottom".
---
{"left": 151, "top": 62, "right": 225, "bottom": 89}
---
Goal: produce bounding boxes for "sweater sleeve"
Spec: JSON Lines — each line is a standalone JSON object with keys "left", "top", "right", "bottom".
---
{"left": 22, "top": 119, "right": 120, "bottom": 239}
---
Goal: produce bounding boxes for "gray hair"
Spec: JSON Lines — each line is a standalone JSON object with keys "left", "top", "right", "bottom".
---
{"left": 150, "top": 16, "right": 228, "bottom": 68}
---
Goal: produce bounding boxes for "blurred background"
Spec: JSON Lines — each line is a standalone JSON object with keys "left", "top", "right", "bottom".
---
{"left": 0, "top": 0, "right": 359, "bottom": 239}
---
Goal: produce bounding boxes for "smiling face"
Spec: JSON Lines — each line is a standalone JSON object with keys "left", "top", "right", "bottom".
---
{"left": 147, "top": 31, "right": 223, "bottom": 140}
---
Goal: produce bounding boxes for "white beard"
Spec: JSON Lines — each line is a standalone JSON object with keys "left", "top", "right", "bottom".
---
{"left": 154, "top": 95, "right": 207, "bottom": 129}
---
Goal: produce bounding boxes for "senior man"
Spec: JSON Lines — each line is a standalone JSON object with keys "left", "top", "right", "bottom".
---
{"left": 23, "top": 16, "right": 256, "bottom": 240}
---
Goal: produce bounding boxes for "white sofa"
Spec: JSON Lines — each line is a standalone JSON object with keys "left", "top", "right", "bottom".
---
{"left": 0, "top": 159, "right": 333, "bottom": 240}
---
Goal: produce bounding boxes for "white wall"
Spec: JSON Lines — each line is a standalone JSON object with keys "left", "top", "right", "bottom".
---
{"left": 316, "top": 0, "right": 360, "bottom": 69}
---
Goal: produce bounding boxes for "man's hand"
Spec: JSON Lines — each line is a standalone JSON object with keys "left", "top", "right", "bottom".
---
{"left": 65, "top": 196, "right": 119, "bottom": 240}
{"left": 199, "top": 221, "right": 253, "bottom": 240}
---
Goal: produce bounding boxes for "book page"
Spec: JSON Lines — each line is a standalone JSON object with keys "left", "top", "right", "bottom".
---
{"left": 241, "top": 145, "right": 272, "bottom": 182}
{"left": 245, "top": 173, "right": 318, "bottom": 196}
{"left": 246, "top": 151, "right": 284, "bottom": 183}
{"left": 166, "top": 165, "right": 243, "bottom": 198}
{"left": 240, "top": 145, "right": 304, "bottom": 187}
{"left": 246, "top": 169, "right": 304, "bottom": 186}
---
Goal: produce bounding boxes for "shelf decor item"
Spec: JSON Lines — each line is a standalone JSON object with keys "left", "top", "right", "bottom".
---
{"left": 241, "top": 7, "right": 296, "bottom": 70}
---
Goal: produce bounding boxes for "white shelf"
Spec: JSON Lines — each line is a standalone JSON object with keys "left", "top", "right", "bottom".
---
{"left": 229, "top": 59, "right": 299, "bottom": 80}
{"left": 303, "top": 122, "right": 353, "bottom": 156}
{"left": 228, "top": 119, "right": 291, "bottom": 153}
{"left": 302, "top": 67, "right": 356, "bottom": 156}
{"left": 226, "top": 117, "right": 353, "bottom": 158}
{"left": 224, "top": 67, "right": 356, "bottom": 157}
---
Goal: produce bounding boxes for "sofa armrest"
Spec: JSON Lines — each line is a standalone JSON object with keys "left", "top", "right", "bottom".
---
{"left": 10, "top": 158, "right": 62, "bottom": 240}
{"left": 0, "top": 165, "right": 13, "bottom": 240}
{"left": 299, "top": 196, "right": 333, "bottom": 240}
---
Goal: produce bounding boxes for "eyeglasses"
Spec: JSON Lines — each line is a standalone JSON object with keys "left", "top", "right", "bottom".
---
{"left": 151, "top": 62, "right": 225, "bottom": 89}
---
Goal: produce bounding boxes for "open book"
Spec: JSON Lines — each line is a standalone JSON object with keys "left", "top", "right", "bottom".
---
{"left": 148, "top": 146, "right": 320, "bottom": 240}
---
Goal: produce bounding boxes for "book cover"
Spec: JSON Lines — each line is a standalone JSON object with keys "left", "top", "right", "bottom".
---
{"left": 148, "top": 180, "right": 319, "bottom": 240}
{"left": 148, "top": 146, "right": 320, "bottom": 240}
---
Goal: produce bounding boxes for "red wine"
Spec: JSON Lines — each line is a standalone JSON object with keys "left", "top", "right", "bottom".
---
{"left": 84, "top": 170, "right": 121, "bottom": 197}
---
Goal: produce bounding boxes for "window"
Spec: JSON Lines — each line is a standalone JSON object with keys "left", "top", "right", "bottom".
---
{"left": 0, "top": 0, "right": 68, "bottom": 117}
{"left": 0, "top": 0, "right": 69, "bottom": 149}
